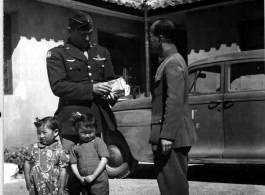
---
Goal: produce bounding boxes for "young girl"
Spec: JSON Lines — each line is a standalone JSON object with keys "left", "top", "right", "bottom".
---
{"left": 23, "top": 117, "right": 70, "bottom": 195}
{"left": 70, "top": 112, "right": 110, "bottom": 195}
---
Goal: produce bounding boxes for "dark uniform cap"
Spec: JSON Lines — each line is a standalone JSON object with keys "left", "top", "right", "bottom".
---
{"left": 69, "top": 9, "right": 93, "bottom": 32}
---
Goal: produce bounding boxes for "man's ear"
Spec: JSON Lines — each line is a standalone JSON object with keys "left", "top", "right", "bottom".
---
{"left": 159, "top": 35, "right": 164, "bottom": 43}
{"left": 53, "top": 129, "right": 59, "bottom": 137}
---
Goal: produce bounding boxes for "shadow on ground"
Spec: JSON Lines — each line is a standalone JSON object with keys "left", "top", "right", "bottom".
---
{"left": 130, "top": 164, "right": 265, "bottom": 185}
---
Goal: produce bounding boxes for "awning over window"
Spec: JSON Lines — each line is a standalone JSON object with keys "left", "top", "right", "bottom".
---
{"left": 102, "top": 0, "right": 202, "bottom": 10}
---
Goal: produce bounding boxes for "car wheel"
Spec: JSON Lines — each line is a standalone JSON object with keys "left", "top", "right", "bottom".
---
{"left": 106, "top": 131, "right": 138, "bottom": 179}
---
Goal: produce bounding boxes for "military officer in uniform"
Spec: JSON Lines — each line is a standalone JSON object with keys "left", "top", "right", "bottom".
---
{"left": 46, "top": 9, "right": 118, "bottom": 194}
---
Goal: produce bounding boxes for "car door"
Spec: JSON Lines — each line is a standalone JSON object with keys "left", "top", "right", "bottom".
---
{"left": 223, "top": 59, "right": 265, "bottom": 160}
{"left": 188, "top": 63, "right": 224, "bottom": 160}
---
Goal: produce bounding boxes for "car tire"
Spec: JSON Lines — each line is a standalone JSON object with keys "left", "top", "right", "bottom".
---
{"left": 106, "top": 131, "right": 138, "bottom": 179}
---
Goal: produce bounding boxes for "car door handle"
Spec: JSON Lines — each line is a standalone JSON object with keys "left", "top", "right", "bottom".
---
{"left": 208, "top": 101, "right": 222, "bottom": 109}
{"left": 224, "top": 100, "right": 235, "bottom": 109}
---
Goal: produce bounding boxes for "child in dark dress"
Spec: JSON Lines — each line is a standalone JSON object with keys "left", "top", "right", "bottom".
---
{"left": 23, "top": 117, "right": 70, "bottom": 195}
{"left": 70, "top": 112, "right": 110, "bottom": 195}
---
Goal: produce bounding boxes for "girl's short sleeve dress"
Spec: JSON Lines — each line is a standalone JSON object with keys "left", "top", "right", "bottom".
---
{"left": 24, "top": 141, "right": 70, "bottom": 195}
{"left": 70, "top": 137, "right": 110, "bottom": 195}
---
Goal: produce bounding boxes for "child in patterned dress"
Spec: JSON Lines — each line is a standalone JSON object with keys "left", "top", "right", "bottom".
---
{"left": 70, "top": 112, "right": 110, "bottom": 195}
{"left": 23, "top": 117, "right": 70, "bottom": 195}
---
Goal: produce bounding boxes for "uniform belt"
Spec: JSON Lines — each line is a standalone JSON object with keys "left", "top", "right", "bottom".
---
{"left": 63, "top": 99, "right": 92, "bottom": 107}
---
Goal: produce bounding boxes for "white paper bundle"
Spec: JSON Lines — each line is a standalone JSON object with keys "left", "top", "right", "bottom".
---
{"left": 108, "top": 77, "right": 130, "bottom": 96}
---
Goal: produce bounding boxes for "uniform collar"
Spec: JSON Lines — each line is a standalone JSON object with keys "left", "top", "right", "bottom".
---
{"left": 158, "top": 46, "right": 178, "bottom": 64}
{"left": 67, "top": 38, "right": 92, "bottom": 51}
{"left": 38, "top": 140, "right": 60, "bottom": 150}
{"left": 64, "top": 42, "right": 89, "bottom": 64}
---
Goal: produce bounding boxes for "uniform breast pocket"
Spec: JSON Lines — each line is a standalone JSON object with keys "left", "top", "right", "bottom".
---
{"left": 153, "top": 77, "right": 163, "bottom": 97}
{"left": 94, "top": 60, "right": 106, "bottom": 79}
{"left": 66, "top": 61, "right": 82, "bottom": 82}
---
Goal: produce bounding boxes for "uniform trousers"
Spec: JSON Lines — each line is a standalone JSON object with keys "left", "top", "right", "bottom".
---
{"left": 153, "top": 146, "right": 191, "bottom": 195}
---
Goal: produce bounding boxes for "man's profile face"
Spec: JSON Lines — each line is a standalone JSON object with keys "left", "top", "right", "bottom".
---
{"left": 149, "top": 22, "right": 161, "bottom": 54}
{"left": 70, "top": 29, "right": 92, "bottom": 48}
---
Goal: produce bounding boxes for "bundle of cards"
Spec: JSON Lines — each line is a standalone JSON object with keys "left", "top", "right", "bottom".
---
{"left": 108, "top": 77, "right": 130, "bottom": 96}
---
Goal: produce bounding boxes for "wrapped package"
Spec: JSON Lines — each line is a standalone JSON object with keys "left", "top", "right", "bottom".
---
{"left": 108, "top": 77, "right": 130, "bottom": 96}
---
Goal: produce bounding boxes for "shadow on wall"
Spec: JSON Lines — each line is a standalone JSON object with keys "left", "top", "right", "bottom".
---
{"left": 4, "top": 0, "right": 70, "bottom": 53}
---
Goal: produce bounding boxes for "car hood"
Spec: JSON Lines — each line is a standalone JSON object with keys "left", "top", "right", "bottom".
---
{"left": 112, "top": 98, "right": 152, "bottom": 112}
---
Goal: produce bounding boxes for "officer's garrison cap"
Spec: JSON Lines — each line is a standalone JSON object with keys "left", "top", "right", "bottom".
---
{"left": 69, "top": 9, "right": 93, "bottom": 32}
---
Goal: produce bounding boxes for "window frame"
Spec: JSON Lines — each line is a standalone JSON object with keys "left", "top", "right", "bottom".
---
{"left": 188, "top": 63, "right": 224, "bottom": 96}
{"left": 226, "top": 59, "right": 265, "bottom": 93}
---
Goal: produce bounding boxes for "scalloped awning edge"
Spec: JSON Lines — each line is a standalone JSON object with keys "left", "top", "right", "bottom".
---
{"left": 102, "top": 0, "right": 202, "bottom": 10}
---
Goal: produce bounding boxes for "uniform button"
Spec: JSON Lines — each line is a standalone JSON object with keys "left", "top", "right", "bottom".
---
{"left": 89, "top": 73, "right": 92, "bottom": 76}
{"left": 88, "top": 66, "right": 91, "bottom": 69}
{"left": 102, "top": 65, "right": 104, "bottom": 67}
{"left": 91, "top": 80, "right": 94, "bottom": 82}
{"left": 70, "top": 67, "right": 72, "bottom": 70}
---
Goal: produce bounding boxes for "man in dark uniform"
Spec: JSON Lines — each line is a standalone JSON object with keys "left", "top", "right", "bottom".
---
{"left": 46, "top": 9, "right": 118, "bottom": 194}
{"left": 149, "top": 19, "right": 198, "bottom": 195}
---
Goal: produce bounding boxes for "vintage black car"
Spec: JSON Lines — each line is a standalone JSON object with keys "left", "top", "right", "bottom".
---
{"left": 106, "top": 49, "right": 265, "bottom": 178}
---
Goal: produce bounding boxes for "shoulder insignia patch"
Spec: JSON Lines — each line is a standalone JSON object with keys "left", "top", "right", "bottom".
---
{"left": 46, "top": 51, "right": 52, "bottom": 58}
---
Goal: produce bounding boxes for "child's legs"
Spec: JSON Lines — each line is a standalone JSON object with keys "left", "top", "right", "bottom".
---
{"left": 89, "top": 170, "right": 109, "bottom": 195}
{"left": 60, "top": 134, "right": 81, "bottom": 195}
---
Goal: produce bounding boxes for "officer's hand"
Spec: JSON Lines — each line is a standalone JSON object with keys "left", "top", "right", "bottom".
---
{"left": 160, "top": 139, "right": 173, "bottom": 155}
{"left": 93, "top": 82, "right": 112, "bottom": 95}
{"left": 102, "top": 93, "right": 119, "bottom": 102}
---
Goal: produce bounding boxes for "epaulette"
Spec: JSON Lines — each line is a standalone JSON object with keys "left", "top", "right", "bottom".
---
{"left": 55, "top": 44, "right": 64, "bottom": 48}
{"left": 49, "top": 44, "right": 64, "bottom": 51}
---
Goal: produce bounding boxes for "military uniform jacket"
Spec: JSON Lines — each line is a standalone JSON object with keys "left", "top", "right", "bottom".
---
{"left": 149, "top": 46, "right": 198, "bottom": 149}
{"left": 46, "top": 42, "right": 117, "bottom": 135}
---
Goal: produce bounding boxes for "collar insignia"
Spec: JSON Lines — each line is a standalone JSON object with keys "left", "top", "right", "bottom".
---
{"left": 93, "top": 54, "right": 106, "bottom": 61}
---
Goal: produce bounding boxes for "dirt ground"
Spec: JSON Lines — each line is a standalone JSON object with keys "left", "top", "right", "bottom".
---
{"left": 4, "top": 163, "right": 265, "bottom": 195}
{"left": 4, "top": 178, "right": 265, "bottom": 195}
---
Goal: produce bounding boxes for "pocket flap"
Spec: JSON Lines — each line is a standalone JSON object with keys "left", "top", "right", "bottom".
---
{"left": 94, "top": 60, "right": 106, "bottom": 68}
{"left": 150, "top": 118, "right": 162, "bottom": 144}
{"left": 66, "top": 63, "right": 81, "bottom": 71}
{"left": 151, "top": 115, "right": 163, "bottom": 125}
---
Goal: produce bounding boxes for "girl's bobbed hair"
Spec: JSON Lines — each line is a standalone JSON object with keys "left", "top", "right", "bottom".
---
{"left": 70, "top": 112, "right": 97, "bottom": 132}
{"left": 34, "top": 116, "right": 62, "bottom": 134}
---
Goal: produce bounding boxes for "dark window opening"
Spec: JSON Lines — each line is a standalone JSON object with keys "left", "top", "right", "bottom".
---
{"left": 98, "top": 31, "right": 145, "bottom": 99}
{"left": 240, "top": 18, "right": 264, "bottom": 51}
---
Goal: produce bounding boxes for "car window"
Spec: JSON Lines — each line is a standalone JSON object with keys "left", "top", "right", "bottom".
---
{"left": 189, "top": 65, "right": 221, "bottom": 95}
{"left": 230, "top": 61, "right": 265, "bottom": 91}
